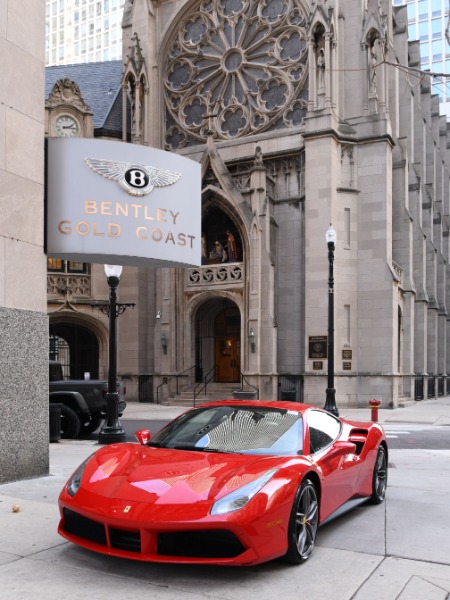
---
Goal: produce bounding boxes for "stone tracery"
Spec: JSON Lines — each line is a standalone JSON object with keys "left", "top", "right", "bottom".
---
{"left": 164, "top": 0, "right": 309, "bottom": 148}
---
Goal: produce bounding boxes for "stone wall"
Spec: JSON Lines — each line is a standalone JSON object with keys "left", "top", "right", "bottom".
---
{"left": 0, "top": 308, "right": 48, "bottom": 482}
{"left": 1, "top": 0, "right": 48, "bottom": 482}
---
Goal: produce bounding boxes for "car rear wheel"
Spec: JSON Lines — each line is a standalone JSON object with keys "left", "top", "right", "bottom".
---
{"left": 370, "top": 445, "right": 387, "bottom": 504}
{"left": 60, "top": 405, "right": 81, "bottom": 439}
{"left": 285, "top": 478, "right": 319, "bottom": 564}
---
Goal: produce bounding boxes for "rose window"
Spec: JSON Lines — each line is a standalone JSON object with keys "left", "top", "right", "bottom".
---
{"left": 164, "top": 0, "right": 309, "bottom": 149}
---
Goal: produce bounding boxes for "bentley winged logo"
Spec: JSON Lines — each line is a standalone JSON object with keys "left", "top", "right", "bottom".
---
{"left": 84, "top": 157, "right": 182, "bottom": 197}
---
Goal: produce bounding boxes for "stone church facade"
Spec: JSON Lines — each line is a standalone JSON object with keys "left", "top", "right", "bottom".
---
{"left": 45, "top": 0, "right": 450, "bottom": 411}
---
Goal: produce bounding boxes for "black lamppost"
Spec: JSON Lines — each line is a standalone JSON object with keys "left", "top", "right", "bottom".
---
{"left": 98, "top": 264, "right": 128, "bottom": 444}
{"left": 323, "top": 225, "right": 339, "bottom": 417}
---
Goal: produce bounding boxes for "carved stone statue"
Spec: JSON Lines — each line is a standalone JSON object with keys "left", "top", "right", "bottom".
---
{"left": 369, "top": 42, "right": 378, "bottom": 95}
{"left": 317, "top": 48, "right": 325, "bottom": 92}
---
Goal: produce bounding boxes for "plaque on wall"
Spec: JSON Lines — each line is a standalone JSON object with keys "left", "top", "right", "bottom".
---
{"left": 308, "top": 336, "right": 327, "bottom": 359}
{"left": 343, "top": 362, "right": 352, "bottom": 370}
{"left": 313, "top": 361, "right": 323, "bottom": 370}
{"left": 342, "top": 349, "right": 352, "bottom": 360}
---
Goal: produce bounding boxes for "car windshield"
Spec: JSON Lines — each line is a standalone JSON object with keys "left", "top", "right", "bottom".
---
{"left": 150, "top": 405, "right": 303, "bottom": 456}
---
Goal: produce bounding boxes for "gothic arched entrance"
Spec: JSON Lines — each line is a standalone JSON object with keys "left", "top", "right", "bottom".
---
{"left": 49, "top": 322, "right": 99, "bottom": 379}
{"left": 195, "top": 298, "right": 241, "bottom": 383}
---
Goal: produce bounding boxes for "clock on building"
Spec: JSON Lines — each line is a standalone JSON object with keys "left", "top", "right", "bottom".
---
{"left": 55, "top": 114, "right": 80, "bottom": 137}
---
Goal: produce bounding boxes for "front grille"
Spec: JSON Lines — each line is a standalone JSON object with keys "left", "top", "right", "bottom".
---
{"left": 63, "top": 509, "right": 245, "bottom": 560}
{"left": 157, "top": 530, "right": 246, "bottom": 559}
{"left": 63, "top": 508, "right": 107, "bottom": 546}
{"left": 110, "top": 527, "right": 141, "bottom": 553}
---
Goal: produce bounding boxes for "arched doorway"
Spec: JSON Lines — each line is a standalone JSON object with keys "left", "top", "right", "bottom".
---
{"left": 195, "top": 298, "right": 241, "bottom": 383}
{"left": 49, "top": 322, "right": 99, "bottom": 379}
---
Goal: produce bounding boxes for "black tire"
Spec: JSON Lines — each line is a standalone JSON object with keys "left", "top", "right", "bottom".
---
{"left": 60, "top": 405, "right": 81, "bottom": 439}
{"left": 370, "top": 445, "right": 388, "bottom": 504}
{"left": 285, "top": 479, "right": 319, "bottom": 564}
{"left": 81, "top": 416, "right": 103, "bottom": 435}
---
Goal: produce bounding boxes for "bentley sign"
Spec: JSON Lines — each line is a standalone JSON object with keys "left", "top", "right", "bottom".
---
{"left": 46, "top": 138, "right": 201, "bottom": 267}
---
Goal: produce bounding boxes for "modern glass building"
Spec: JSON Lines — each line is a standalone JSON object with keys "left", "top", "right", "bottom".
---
{"left": 45, "top": 0, "right": 125, "bottom": 66}
{"left": 394, "top": 0, "right": 450, "bottom": 115}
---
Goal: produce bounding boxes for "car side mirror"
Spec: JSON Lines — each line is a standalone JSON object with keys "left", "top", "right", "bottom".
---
{"left": 135, "top": 429, "right": 151, "bottom": 445}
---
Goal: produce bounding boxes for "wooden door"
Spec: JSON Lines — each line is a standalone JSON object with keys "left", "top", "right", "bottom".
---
{"left": 216, "top": 337, "right": 240, "bottom": 382}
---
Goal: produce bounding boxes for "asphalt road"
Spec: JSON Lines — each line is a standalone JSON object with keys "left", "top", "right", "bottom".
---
{"left": 119, "top": 418, "right": 450, "bottom": 450}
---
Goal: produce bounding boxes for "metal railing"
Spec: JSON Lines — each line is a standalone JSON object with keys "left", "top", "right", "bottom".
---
{"left": 237, "top": 372, "right": 259, "bottom": 399}
{"left": 193, "top": 366, "right": 216, "bottom": 406}
{"left": 278, "top": 374, "right": 304, "bottom": 403}
{"left": 156, "top": 365, "right": 195, "bottom": 404}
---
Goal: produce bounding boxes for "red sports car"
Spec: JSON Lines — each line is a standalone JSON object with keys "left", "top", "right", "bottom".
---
{"left": 58, "top": 400, "right": 388, "bottom": 566}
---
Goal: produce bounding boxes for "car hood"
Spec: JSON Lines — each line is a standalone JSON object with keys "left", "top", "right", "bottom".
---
{"left": 80, "top": 443, "right": 285, "bottom": 505}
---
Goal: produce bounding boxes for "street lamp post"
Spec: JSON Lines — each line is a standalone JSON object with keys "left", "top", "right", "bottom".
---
{"left": 323, "top": 225, "right": 339, "bottom": 417}
{"left": 98, "top": 264, "right": 127, "bottom": 444}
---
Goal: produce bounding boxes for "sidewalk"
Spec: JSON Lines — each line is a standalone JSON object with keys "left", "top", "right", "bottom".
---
{"left": 120, "top": 395, "right": 450, "bottom": 426}
{"left": 0, "top": 397, "right": 449, "bottom": 599}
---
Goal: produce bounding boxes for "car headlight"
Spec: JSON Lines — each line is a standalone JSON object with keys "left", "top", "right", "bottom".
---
{"left": 66, "top": 455, "right": 93, "bottom": 497}
{"left": 211, "top": 469, "right": 278, "bottom": 515}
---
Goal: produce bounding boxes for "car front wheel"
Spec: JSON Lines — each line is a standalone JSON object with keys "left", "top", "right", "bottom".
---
{"left": 370, "top": 445, "right": 388, "bottom": 504}
{"left": 81, "top": 416, "right": 103, "bottom": 435}
{"left": 285, "top": 478, "right": 319, "bottom": 564}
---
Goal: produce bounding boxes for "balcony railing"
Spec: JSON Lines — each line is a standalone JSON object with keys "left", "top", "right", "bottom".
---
{"left": 186, "top": 262, "right": 244, "bottom": 289}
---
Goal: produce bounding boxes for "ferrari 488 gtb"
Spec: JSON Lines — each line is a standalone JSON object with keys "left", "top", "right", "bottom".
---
{"left": 58, "top": 400, "right": 387, "bottom": 566}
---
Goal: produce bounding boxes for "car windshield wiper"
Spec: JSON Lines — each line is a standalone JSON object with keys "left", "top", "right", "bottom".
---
{"left": 170, "top": 444, "right": 204, "bottom": 451}
{"left": 201, "top": 447, "right": 236, "bottom": 454}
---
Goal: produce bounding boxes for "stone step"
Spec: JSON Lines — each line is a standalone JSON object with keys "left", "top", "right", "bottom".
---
{"left": 160, "top": 383, "right": 242, "bottom": 407}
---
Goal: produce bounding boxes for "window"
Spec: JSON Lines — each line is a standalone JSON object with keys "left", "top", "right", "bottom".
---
{"left": 408, "top": 24, "right": 417, "bottom": 40}
{"left": 432, "top": 39, "right": 442, "bottom": 60}
{"left": 307, "top": 410, "right": 341, "bottom": 454}
{"left": 47, "top": 259, "right": 88, "bottom": 274}
{"left": 418, "top": 0, "right": 428, "bottom": 19}
{"left": 432, "top": 18, "right": 442, "bottom": 39}
{"left": 421, "top": 41, "right": 430, "bottom": 63}
{"left": 419, "top": 21, "right": 429, "bottom": 40}
{"left": 431, "top": 0, "right": 441, "bottom": 16}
